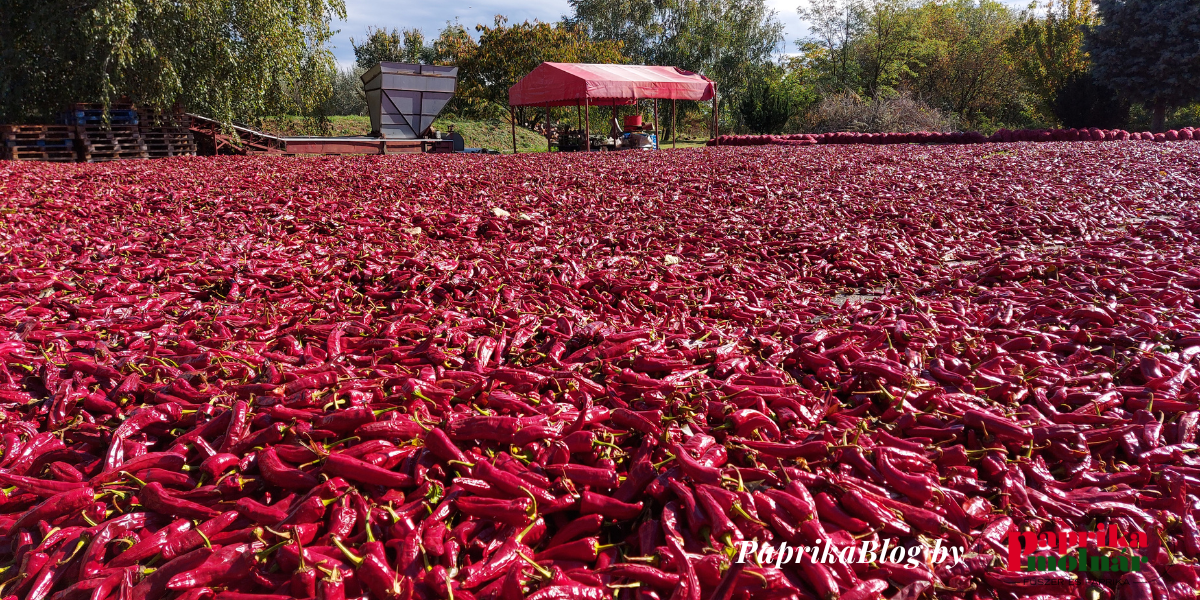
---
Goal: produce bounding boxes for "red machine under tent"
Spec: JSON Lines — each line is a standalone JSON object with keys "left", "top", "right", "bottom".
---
{"left": 507, "top": 62, "right": 718, "bottom": 152}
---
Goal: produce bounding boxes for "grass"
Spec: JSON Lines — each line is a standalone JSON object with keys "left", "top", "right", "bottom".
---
{"left": 254, "top": 115, "right": 715, "bottom": 153}
{"left": 435, "top": 117, "right": 547, "bottom": 153}
{"left": 254, "top": 115, "right": 546, "bottom": 153}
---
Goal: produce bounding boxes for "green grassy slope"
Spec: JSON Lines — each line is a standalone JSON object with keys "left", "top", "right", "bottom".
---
{"left": 254, "top": 115, "right": 546, "bottom": 153}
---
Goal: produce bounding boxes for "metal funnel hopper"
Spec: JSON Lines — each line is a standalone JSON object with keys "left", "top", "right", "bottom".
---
{"left": 362, "top": 62, "right": 458, "bottom": 139}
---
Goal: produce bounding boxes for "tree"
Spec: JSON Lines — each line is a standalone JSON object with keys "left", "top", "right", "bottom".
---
{"left": 462, "top": 16, "right": 626, "bottom": 123}
{"left": 854, "top": 0, "right": 925, "bottom": 98}
{"left": 911, "top": 0, "right": 1023, "bottom": 126}
{"left": 1004, "top": 0, "right": 1097, "bottom": 121}
{"left": 798, "top": 0, "right": 926, "bottom": 97}
{"left": 431, "top": 21, "right": 476, "bottom": 67}
{"left": 567, "top": 0, "right": 784, "bottom": 127}
{"left": 352, "top": 27, "right": 435, "bottom": 70}
{"left": 1051, "top": 71, "right": 1129, "bottom": 128}
{"left": 1086, "top": 0, "right": 1200, "bottom": 131}
{"left": 323, "top": 67, "right": 367, "bottom": 116}
{"left": 739, "top": 67, "right": 813, "bottom": 133}
{"left": 798, "top": 0, "right": 864, "bottom": 91}
{"left": 0, "top": 0, "right": 345, "bottom": 124}
{"left": 798, "top": 0, "right": 1028, "bottom": 129}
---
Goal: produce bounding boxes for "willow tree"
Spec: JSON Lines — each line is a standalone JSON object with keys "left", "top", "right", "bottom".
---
{"left": 0, "top": 0, "right": 345, "bottom": 123}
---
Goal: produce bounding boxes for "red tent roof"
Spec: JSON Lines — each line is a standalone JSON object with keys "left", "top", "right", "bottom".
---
{"left": 508, "top": 62, "right": 715, "bottom": 107}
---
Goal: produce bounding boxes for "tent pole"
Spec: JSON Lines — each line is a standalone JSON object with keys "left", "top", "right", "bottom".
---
{"left": 653, "top": 99, "right": 659, "bottom": 150}
{"left": 712, "top": 88, "right": 719, "bottom": 144}
{"left": 546, "top": 103, "right": 551, "bottom": 152}
{"left": 584, "top": 99, "right": 590, "bottom": 152}
{"left": 672, "top": 99, "right": 677, "bottom": 149}
{"left": 511, "top": 107, "right": 518, "bottom": 154}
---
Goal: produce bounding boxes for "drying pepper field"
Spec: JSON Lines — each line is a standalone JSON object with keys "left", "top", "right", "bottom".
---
{"left": 0, "top": 141, "right": 1199, "bottom": 600}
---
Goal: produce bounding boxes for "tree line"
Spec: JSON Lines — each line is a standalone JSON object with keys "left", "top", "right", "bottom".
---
{"left": 2, "top": 0, "right": 1196, "bottom": 133}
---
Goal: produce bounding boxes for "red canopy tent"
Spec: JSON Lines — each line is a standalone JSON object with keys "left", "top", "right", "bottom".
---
{"left": 507, "top": 62, "right": 718, "bottom": 152}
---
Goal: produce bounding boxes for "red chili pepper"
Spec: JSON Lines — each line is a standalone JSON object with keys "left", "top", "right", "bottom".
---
{"left": 874, "top": 451, "right": 935, "bottom": 503}
{"left": 668, "top": 444, "right": 722, "bottom": 486}
{"left": 963, "top": 409, "right": 1033, "bottom": 444}
{"left": 199, "top": 453, "right": 240, "bottom": 482}
{"left": 546, "top": 464, "right": 619, "bottom": 488}
{"left": 356, "top": 418, "right": 423, "bottom": 440}
{"left": 105, "top": 408, "right": 173, "bottom": 471}
{"left": 446, "top": 416, "right": 520, "bottom": 442}
{"left": 316, "top": 568, "right": 346, "bottom": 600}
{"left": 839, "top": 488, "right": 912, "bottom": 536}
{"left": 533, "top": 537, "right": 601, "bottom": 562}
{"left": 694, "top": 486, "right": 741, "bottom": 543}
{"left": 80, "top": 512, "right": 150, "bottom": 577}
{"left": 160, "top": 511, "right": 240, "bottom": 560}
{"left": 545, "top": 513, "right": 603, "bottom": 548}
{"left": 579, "top": 491, "right": 642, "bottom": 520}
{"left": 322, "top": 454, "right": 414, "bottom": 489}
{"left": 798, "top": 554, "right": 840, "bottom": 600}
{"left": 172, "top": 409, "right": 234, "bottom": 450}
{"left": 26, "top": 528, "right": 89, "bottom": 600}
{"left": 599, "top": 563, "right": 680, "bottom": 590}
{"left": 455, "top": 496, "right": 534, "bottom": 527}
{"left": 228, "top": 422, "right": 287, "bottom": 455}
{"left": 469, "top": 461, "right": 552, "bottom": 504}
{"left": 5, "top": 486, "right": 96, "bottom": 535}
{"left": 814, "top": 492, "right": 870, "bottom": 532}
{"left": 525, "top": 585, "right": 607, "bottom": 600}
{"left": 112, "top": 518, "right": 194, "bottom": 567}
{"left": 140, "top": 482, "right": 220, "bottom": 520}
{"left": 48, "top": 571, "right": 120, "bottom": 600}
{"left": 0, "top": 471, "right": 86, "bottom": 498}
{"left": 215, "top": 400, "right": 251, "bottom": 454}
{"left": 131, "top": 546, "right": 214, "bottom": 600}
{"left": 168, "top": 542, "right": 265, "bottom": 590}
{"left": 258, "top": 447, "right": 320, "bottom": 490}
{"left": 332, "top": 537, "right": 402, "bottom": 599}
{"left": 609, "top": 408, "right": 663, "bottom": 437}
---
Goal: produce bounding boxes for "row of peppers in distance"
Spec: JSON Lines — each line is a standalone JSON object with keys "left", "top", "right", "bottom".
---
{"left": 707, "top": 127, "right": 1200, "bottom": 147}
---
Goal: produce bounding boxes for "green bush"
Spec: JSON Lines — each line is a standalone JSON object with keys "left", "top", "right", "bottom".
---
{"left": 740, "top": 77, "right": 810, "bottom": 134}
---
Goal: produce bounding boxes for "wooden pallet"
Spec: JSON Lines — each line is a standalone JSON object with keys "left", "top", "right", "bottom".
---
{"left": 72, "top": 102, "right": 135, "bottom": 111}
{"left": 2, "top": 145, "right": 78, "bottom": 161}
{"left": 141, "top": 127, "right": 197, "bottom": 158}
{"left": 63, "top": 102, "right": 138, "bottom": 127}
{"left": 137, "top": 108, "right": 190, "bottom": 128}
{"left": 1, "top": 125, "right": 77, "bottom": 162}
{"left": 76, "top": 124, "right": 147, "bottom": 162}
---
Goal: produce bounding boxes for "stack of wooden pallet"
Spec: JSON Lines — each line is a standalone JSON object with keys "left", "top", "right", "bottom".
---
{"left": 138, "top": 108, "right": 197, "bottom": 158}
{"left": 1, "top": 125, "right": 77, "bottom": 162}
{"left": 64, "top": 103, "right": 148, "bottom": 162}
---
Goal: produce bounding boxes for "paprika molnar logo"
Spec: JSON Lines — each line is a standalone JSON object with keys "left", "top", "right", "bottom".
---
{"left": 1007, "top": 524, "right": 1147, "bottom": 573}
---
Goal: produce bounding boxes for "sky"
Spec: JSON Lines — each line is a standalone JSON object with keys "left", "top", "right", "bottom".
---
{"left": 329, "top": 0, "right": 811, "bottom": 69}
{"left": 329, "top": 0, "right": 1033, "bottom": 69}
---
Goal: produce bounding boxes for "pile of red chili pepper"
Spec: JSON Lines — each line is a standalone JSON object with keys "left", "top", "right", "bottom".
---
{"left": 711, "top": 127, "right": 1199, "bottom": 146}
{"left": 0, "top": 140, "right": 1198, "bottom": 600}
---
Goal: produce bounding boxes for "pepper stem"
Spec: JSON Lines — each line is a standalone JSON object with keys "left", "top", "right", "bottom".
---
{"left": 331, "top": 536, "right": 365, "bottom": 567}
{"left": 120, "top": 471, "right": 148, "bottom": 488}
{"left": 516, "top": 552, "right": 553, "bottom": 579}
{"left": 731, "top": 503, "right": 766, "bottom": 527}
